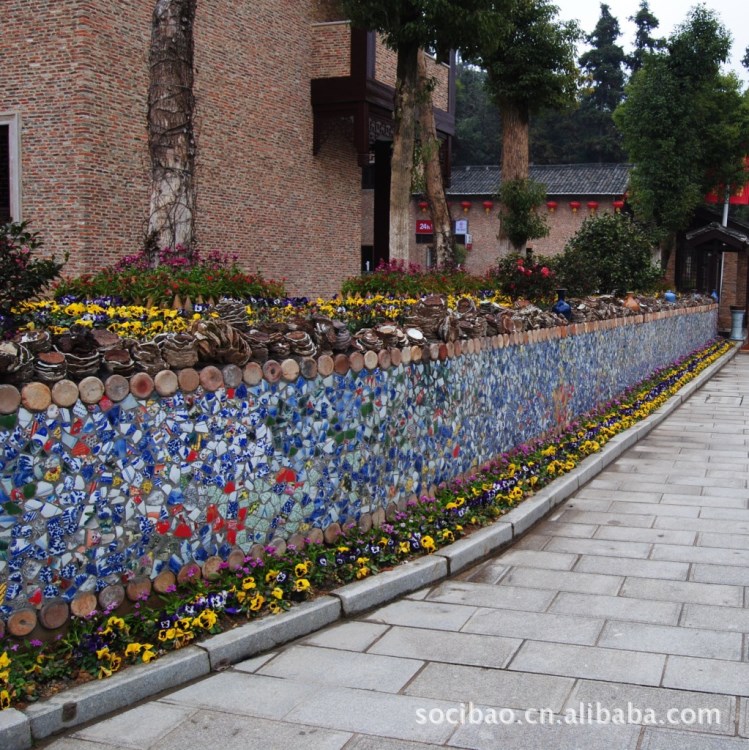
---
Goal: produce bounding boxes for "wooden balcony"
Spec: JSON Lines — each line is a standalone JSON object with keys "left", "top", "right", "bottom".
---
{"left": 311, "top": 22, "right": 455, "bottom": 167}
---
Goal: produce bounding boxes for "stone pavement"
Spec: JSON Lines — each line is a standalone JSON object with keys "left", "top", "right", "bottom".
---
{"left": 30, "top": 353, "right": 749, "bottom": 749}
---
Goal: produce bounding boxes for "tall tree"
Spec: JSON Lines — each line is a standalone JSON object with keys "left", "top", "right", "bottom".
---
{"left": 416, "top": 50, "right": 454, "bottom": 263}
{"left": 614, "top": 6, "right": 749, "bottom": 240}
{"left": 147, "top": 0, "right": 197, "bottom": 257}
{"left": 626, "top": 0, "right": 663, "bottom": 74}
{"left": 340, "top": 1, "right": 502, "bottom": 266}
{"left": 576, "top": 3, "right": 626, "bottom": 162}
{"left": 478, "top": 0, "right": 580, "bottom": 251}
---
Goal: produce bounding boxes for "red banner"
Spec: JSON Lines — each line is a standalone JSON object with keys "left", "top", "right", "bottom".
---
{"left": 415, "top": 219, "right": 434, "bottom": 235}
{"left": 706, "top": 157, "right": 749, "bottom": 205}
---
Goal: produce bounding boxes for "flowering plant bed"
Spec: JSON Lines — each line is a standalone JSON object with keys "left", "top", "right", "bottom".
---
{"left": 0, "top": 337, "right": 732, "bottom": 710}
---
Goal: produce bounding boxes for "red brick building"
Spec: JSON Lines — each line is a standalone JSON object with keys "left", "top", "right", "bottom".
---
{"left": 0, "top": 1, "right": 454, "bottom": 298}
{"left": 429, "top": 163, "right": 631, "bottom": 274}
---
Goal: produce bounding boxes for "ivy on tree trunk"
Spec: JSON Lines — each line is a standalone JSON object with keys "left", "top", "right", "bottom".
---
{"left": 498, "top": 98, "right": 529, "bottom": 254}
{"left": 147, "top": 0, "right": 197, "bottom": 259}
{"left": 417, "top": 50, "right": 454, "bottom": 267}
{"left": 389, "top": 41, "right": 419, "bottom": 262}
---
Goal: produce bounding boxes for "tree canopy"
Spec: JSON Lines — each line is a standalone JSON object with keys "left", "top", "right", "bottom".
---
{"left": 614, "top": 5, "right": 749, "bottom": 236}
{"left": 626, "top": 0, "right": 663, "bottom": 74}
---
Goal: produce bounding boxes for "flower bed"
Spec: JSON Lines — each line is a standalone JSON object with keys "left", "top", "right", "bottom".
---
{"left": 0, "top": 337, "right": 733, "bottom": 710}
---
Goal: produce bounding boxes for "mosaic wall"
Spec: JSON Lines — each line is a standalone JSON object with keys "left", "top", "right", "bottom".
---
{"left": 0, "top": 308, "right": 717, "bottom": 618}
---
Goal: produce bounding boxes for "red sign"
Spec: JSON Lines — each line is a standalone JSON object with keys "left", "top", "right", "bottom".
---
{"left": 706, "top": 156, "right": 749, "bottom": 205}
{"left": 416, "top": 219, "right": 433, "bottom": 235}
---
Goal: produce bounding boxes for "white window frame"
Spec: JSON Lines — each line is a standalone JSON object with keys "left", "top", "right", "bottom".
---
{"left": 0, "top": 112, "right": 22, "bottom": 221}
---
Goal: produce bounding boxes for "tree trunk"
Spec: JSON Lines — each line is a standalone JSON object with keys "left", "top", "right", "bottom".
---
{"left": 498, "top": 98, "right": 529, "bottom": 256}
{"left": 389, "top": 42, "right": 419, "bottom": 263}
{"left": 417, "top": 50, "right": 454, "bottom": 268}
{"left": 147, "top": 0, "right": 197, "bottom": 259}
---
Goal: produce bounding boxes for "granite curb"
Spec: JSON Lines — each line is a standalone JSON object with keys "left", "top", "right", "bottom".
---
{"left": 3, "top": 340, "right": 738, "bottom": 749}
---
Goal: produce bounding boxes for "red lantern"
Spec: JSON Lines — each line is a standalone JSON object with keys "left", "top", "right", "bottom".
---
{"left": 482, "top": 200, "right": 494, "bottom": 214}
{"left": 612, "top": 200, "right": 624, "bottom": 213}
{"left": 418, "top": 200, "right": 429, "bottom": 213}
{"left": 460, "top": 200, "right": 472, "bottom": 213}
{"left": 587, "top": 201, "right": 599, "bottom": 212}
{"left": 569, "top": 201, "right": 581, "bottom": 213}
{"left": 546, "top": 201, "right": 558, "bottom": 213}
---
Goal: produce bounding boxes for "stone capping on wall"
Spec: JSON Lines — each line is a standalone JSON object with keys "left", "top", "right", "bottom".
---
{"left": 0, "top": 304, "right": 716, "bottom": 416}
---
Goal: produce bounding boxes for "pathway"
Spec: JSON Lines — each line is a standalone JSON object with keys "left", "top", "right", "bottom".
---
{"left": 39, "top": 355, "right": 749, "bottom": 750}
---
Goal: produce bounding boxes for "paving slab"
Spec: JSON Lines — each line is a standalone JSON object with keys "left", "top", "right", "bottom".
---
{"left": 367, "top": 624, "right": 522, "bottom": 669}
{"left": 534, "top": 520, "right": 599, "bottom": 538}
{"left": 362, "top": 598, "right": 477, "bottom": 631}
{"left": 681, "top": 602, "right": 749, "bottom": 632}
{"left": 593, "top": 525, "right": 697, "bottom": 546}
{"left": 639, "top": 729, "right": 749, "bottom": 750}
{"left": 60, "top": 702, "right": 196, "bottom": 749}
{"left": 424, "top": 580, "right": 556, "bottom": 612}
{"left": 494, "top": 548, "right": 578, "bottom": 570}
{"left": 575, "top": 487, "right": 663, "bottom": 504}
{"left": 257, "top": 644, "right": 423, "bottom": 692}
{"left": 454, "top": 559, "right": 510, "bottom": 584}
{"left": 344, "top": 737, "right": 446, "bottom": 750}
{"left": 651, "top": 543, "right": 749, "bottom": 566}
{"left": 573, "top": 554, "right": 689, "bottom": 581}
{"left": 462, "top": 607, "right": 604, "bottom": 646}
{"left": 619, "top": 576, "right": 743, "bottom": 607}
{"left": 701, "top": 506, "right": 749, "bottom": 520}
{"left": 499, "top": 566, "right": 624, "bottom": 595}
{"left": 554, "top": 510, "right": 656, "bottom": 527}
{"left": 691, "top": 563, "right": 749, "bottom": 586}
{"left": 449, "top": 718, "right": 641, "bottom": 750}
{"left": 548, "top": 591, "right": 681, "bottom": 625}
{"left": 155, "top": 710, "right": 352, "bottom": 750}
{"left": 661, "top": 493, "right": 747, "bottom": 508}
{"left": 508, "top": 641, "right": 666, "bottom": 686}
{"left": 403, "top": 662, "right": 575, "bottom": 713}
{"left": 609, "top": 501, "right": 700, "bottom": 517}
{"left": 301, "top": 621, "right": 389, "bottom": 652}
{"left": 698, "top": 532, "right": 749, "bottom": 550}
{"left": 161, "top": 671, "right": 320, "bottom": 718}
{"left": 663, "top": 656, "right": 749, "bottom": 696}
{"left": 565, "top": 679, "right": 736, "bottom": 736}
{"left": 598, "top": 620, "right": 743, "bottom": 660}
{"left": 282, "top": 686, "right": 458, "bottom": 744}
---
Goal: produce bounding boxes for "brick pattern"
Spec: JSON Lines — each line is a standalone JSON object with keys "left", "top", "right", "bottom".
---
{"left": 405, "top": 197, "right": 625, "bottom": 272}
{"left": 311, "top": 22, "right": 351, "bottom": 79}
{"left": 374, "top": 39, "right": 449, "bottom": 111}
{"left": 0, "top": 0, "right": 365, "bottom": 298}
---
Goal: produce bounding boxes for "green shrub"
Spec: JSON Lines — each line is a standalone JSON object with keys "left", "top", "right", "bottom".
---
{"left": 489, "top": 252, "right": 557, "bottom": 303}
{"left": 341, "top": 260, "right": 491, "bottom": 297}
{"left": 555, "top": 213, "right": 663, "bottom": 296}
{"left": 497, "top": 178, "right": 550, "bottom": 250}
{"left": 55, "top": 247, "right": 285, "bottom": 304}
{"left": 0, "top": 221, "right": 66, "bottom": 317}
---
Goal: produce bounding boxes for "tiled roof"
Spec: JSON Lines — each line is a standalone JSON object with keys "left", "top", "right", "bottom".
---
{"left": 447, "top": 163, "right": 631, "bottom": 196}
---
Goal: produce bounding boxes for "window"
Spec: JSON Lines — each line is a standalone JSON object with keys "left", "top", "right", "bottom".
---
{"left": 0, "top": 113, "right": 21, "bottom": 222}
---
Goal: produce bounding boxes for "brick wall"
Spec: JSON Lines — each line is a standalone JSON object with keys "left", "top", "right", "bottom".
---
{"left": 406, "top": 197, "right": 626, "bottom": 273}
{"left": 1, "top": 0, "right": 363, "bottom": 298}
{"left": 312, "top": 22, "right": 352, "bottom": 78}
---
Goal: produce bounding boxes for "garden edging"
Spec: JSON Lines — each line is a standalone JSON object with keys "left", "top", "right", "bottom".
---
{"left": 2, "top": 340, "right": 738, "bottom": 749}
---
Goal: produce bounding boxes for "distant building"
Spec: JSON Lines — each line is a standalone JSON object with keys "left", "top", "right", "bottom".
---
{"left": 424, "top": 163, "right": 631, "bottom": 275}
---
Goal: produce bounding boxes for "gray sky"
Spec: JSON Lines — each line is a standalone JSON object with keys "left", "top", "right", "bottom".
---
{"left": 552, "top": 0, "right": 749, "bottom": 85}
